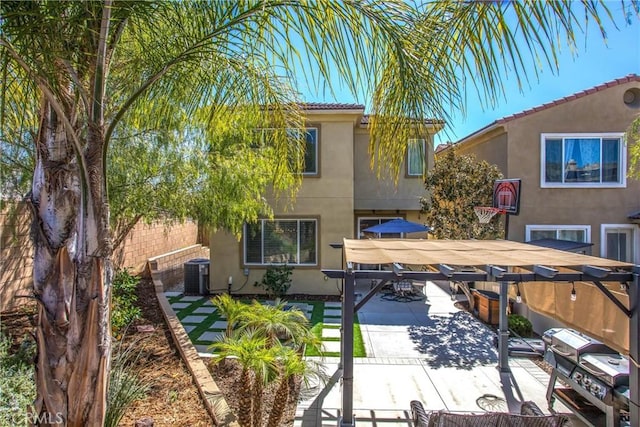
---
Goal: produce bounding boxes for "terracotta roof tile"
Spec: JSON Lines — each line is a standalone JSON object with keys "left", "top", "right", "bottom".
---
{"left": 360, "top": 114, "right": 444, "bottom": 126}
{"left": 494, "top": 74, "right": 640, "bottom": 125}
{"left": 300, "top": 102, "right": 365, "bottom": 110}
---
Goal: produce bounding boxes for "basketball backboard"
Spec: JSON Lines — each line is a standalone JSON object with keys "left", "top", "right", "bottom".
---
{"left": 492, "top": 179, "right": 521, "bottom": 215}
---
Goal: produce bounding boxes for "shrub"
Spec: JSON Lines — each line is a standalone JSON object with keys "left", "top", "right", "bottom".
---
{"left": 111, "top": 269, "right": 142, "bottom": 336}
{"left": 0, "top": 332, "right": 36, "bottom": 426}
{"left": 254, "top": 264, "right": 293, "bottom": 300}
{"left": 105, "top": 338, "right": 151, "bottom": 427}
{"left": 508, "top": 314, "right": 533, "bottom": 338}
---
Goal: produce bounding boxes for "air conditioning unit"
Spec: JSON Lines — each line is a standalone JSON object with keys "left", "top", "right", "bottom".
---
{"left": 183, "top": 258, "right": 209, "bottom": 295}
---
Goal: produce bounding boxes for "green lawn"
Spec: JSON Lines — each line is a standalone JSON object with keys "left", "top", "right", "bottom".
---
{"left": 168, "top": 295, "right": 367, "bottom": 357}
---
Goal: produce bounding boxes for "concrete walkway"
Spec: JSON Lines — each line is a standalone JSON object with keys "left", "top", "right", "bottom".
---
{"left": 294, "top": 280, "right": 579, "bottom": 426}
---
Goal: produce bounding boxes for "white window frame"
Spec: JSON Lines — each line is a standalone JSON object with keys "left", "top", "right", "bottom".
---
{"left": 407, "top": 139, "right": 426, "bottom": 176}
{"left": 243, "top": 218, "right": 318, "bottom": 266}
{"left": 525, "top": 224, "right": 591, "bottom": 243}
{"left": 600, "top": 224, "right": 637, "bottom": 263}
{"left": 539, "top": 133, "right": 626, "bottom": 188}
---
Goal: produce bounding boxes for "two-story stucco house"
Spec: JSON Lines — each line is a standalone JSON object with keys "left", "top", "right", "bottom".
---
{"left": 208, "top": 103, "right": 442, "bottom": 295}
{"left": 448, "top": 74, "right": 640, "bottom": 264}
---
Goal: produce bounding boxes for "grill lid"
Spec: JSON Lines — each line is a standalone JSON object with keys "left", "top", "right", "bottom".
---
{"left": 579, "top": 353, "right": 629, "bottom": 386}
{"left": 550, "top": 328, "right": 617, "bottom": 354}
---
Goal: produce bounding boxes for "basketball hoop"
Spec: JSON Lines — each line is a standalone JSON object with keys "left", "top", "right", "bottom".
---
{"left": 474, "top": 206, "right": 504, "bottom": 224}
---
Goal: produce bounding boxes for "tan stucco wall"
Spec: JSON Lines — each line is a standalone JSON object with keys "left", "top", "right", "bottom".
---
{"left": 457, "top": 79, "right": 640, "bottom": 261}
{"left": 209, "top": 115, "right": 357, "bottom": 295}
{"left": 454, "top": 129, "right": 508, "bottom": 175}
{"left": 353, "top": 128, "right": 435, "bottom": 211}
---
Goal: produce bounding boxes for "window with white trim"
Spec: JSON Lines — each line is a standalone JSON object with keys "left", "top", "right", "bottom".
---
{"left": 407, "top": 139, "right": 426, "bottom": 176}
{"left": 601, "top": 224, "right": 635, "bottom": 263}
{"left": 244, "top": 219, "right": 317, "bottom": 265}
{"left": 525, "top": 225, "right": 590, "bottom": 243}
{"left": 541, "top": 133, "right": 625, "bottom": 187}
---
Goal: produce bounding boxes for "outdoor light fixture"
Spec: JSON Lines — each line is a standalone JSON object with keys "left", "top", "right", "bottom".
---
{"left": 570, "top": 282, "right": 577, "bottom": 302}
{"left": 620, "top": 282, "right": 628, "bottom": 291}
{"left": 515, "top": 283, "right": 522, "bottom": 304}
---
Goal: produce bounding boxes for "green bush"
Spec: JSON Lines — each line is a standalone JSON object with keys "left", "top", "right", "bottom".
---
{"left": 112, "top": 269, "right": 142, "bottom": 336}
{"left": 105, "top": 339, "right": 151, "bottom": 427}
{"left": 254, "top": 264, "right": 293, "bottom": 300}
{"left": 508, "top": 314, "right": 533, "bottom": 338}
{"left": 0, "top": 332, "right": 36, "bottom": 427}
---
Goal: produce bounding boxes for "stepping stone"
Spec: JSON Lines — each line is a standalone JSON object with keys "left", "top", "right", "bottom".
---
{"left": 182, "top": 315, "right": 207, "bottom": 324}
{"left": 179, "top": 296, "right": 203, "bottom": 302}
{"left": 164, "top": 291, "right": 183, "bottom": 297}
{"left": 322, "top": 328, "right": 341, "bottom": 339}
{"left": 288, "top": 303, "right": 312, "bottom": 312}
{"left": 183, "top": 325, "right": 197, "bottom": 333}
{"left": 195, "top": 345, "right": 212, "bottom": 354}
{"left": 202, "top": 300, "right": 215, "bottom": 306}
{"left": 210, "top": 320, "right": 228, "bottom": 330}
{"left": 323, "top": 317, "right": 341, "bottom": 324}
{"left": 322, "top": 341, "right": 342, "bottom": 353}
{"left": 198, "top": 331, "right": 224, "bottom": 342}
{"left": 324, "top": 302, "right": 342, "bottom": 308}
{"left": 193, "top": 307, "right": 216, "bottom": 314}
{"left": 171, "top": 302, "right": 190, "bottom": 310}
{"left": 324, "top": 307, "right": 341, "bottom": 314}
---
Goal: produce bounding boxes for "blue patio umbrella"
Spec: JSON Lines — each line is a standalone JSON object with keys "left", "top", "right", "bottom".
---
{"left": 362, "top": 218, "right": 431, "bottom": 234}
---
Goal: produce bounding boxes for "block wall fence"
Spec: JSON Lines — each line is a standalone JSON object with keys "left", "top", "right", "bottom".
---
{"left": 1, "top": 202, "right": 205, "bottom": 312}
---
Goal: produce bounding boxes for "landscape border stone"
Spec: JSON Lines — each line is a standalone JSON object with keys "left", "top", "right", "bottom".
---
{"left": 152, "top": 277, "right": 239, "bottom": 427}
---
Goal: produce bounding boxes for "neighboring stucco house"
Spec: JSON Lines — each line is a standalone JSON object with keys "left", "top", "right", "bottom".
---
{"left": 447, "top": 74, "right": 640, "bottom": 264}
{"left": 208, "top": 103, "right": 441, "bottom": 295}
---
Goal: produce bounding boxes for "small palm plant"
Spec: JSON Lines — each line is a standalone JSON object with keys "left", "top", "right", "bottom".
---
{"left": 249, "top": 346, "right": 279, "bottom": 427}
{"left": 243, "top": 301, "right": 309, "bottom": 348}
{"left": 266, "top": 347, "right": 327, "bottom": 427}
{"left": 211, "top": 293, "right": 246, "bottom": 337}
{"left": 210, "top": 329, "right": 274, "bottom": 427}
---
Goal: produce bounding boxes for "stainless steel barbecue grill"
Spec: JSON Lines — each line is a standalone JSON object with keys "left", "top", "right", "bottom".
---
{"left": 544, "top": 328, "right": 630, "bottom": 427}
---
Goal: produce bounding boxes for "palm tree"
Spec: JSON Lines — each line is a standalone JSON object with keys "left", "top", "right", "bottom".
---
{"left": 249, "top": 345, "right": 279, "bottom": 427}
{"left": 211, "top": 293, "right": 247, "bottom": 338}
{"left": 1, "top": 1, "right": 632, "bottom": 424}
{"left": 210, "top": 329, "right": 275, "bottom": 427}
{"left": 266, "top": 347, "right": 326, "bottom": 427}
{"left": 243, "top": 301, "right": 310, "bottom": 348}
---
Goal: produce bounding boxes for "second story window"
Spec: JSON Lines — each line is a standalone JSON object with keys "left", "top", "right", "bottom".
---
{"left": 303, "top": 128, "right": 318, "bottom": 175}
{"left": 407, "top": 138, "right": 426, "bottom": 176}
{"left": 541, "top": 133, "right": 625, "bottom": 188}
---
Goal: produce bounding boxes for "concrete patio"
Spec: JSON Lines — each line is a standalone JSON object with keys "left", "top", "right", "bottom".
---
{"left": 294, "top": 280, "right": 582, "bottom": 426}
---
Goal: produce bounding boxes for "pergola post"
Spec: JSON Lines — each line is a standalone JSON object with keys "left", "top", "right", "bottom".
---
{"left": 498, "top": 280, "right": 510, "bottom": 372}
{"left": 339, "top": 271, "right": 355, "bottom": 427}
{"left": 630, "top": 269, "right": 640, "bottom": 427}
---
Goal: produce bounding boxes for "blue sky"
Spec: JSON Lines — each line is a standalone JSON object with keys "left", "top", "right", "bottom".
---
{"left": 295, "top": 9, "right": 639, "bottom": 145}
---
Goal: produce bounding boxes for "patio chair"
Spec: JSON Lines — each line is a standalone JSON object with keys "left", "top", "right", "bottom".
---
{"left": 410, "top": 400, "right": 572, "bottom": 427}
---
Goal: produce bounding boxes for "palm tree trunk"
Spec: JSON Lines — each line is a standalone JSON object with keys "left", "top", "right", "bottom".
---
{"left": 31, "top": 100, "right": 112, "bottom": 426}
{"left": 252, "top": 378, "right": 264, "bottom": 427}
{"left": 238, "top": 368, "right": 253, "bottom": 427}
{"left": 266, "top": 377, "right": 289, "bottom": 427}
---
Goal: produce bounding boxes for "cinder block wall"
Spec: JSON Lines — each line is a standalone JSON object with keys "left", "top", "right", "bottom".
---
{"left": 113, "top": 219, "right": 201, "bottom": 274}
{"left": 0, "top": 203, "right": 34, "bottom": 312}
{"left": 1, "top": 202, "right": 203, "bottom": 312}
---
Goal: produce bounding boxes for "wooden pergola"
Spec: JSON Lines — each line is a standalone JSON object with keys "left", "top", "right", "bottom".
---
{"left": 323, "top": 238, "right": 639, "bottom": 427}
